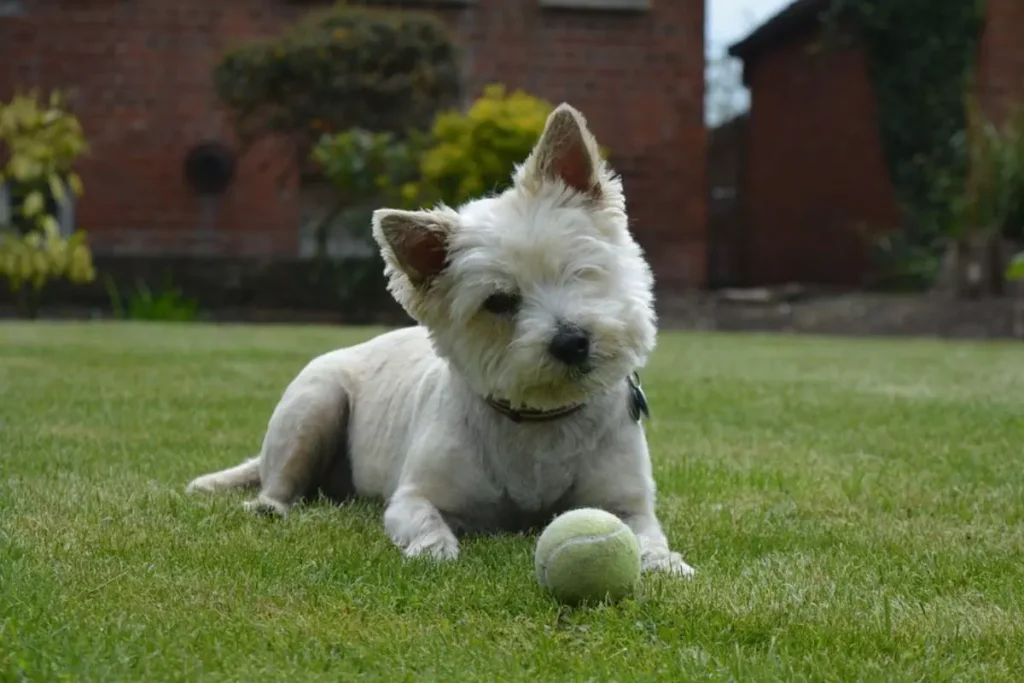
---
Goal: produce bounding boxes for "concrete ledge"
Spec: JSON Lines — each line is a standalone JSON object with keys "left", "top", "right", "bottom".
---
{"left": 539, "top": 0, "right": 650, "bottom": 11}
{"left": 657, "top": 290, "right": 1023, "bottom": 340}
{"left": 0, "top": 254, "right": 411, "bottom": 326}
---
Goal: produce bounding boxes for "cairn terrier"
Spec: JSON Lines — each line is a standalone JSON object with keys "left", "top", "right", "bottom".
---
{"left": 187, "top": 103, "right": 694, "bottom": 577}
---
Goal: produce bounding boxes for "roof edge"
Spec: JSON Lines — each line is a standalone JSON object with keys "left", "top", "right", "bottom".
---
{"left": 727, "top": 0, "right": 830, "bottom": 61}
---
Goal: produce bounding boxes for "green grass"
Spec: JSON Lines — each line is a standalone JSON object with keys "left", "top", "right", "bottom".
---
{"left": 1, "top": 321, "right": 1023, "bottom": 682}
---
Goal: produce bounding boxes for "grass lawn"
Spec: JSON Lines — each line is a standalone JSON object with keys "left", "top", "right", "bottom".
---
{"left": 1, "top": 321, "right": 1023, "bottom": 681}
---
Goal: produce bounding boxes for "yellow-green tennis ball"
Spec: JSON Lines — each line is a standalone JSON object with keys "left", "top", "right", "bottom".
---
{"left": 534, "top": 508, "right": 641, "bottom": 605}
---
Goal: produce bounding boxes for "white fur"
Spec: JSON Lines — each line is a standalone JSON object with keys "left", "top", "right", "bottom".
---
{"left": 186, "top": 104, "right": 694, "bottom": 577}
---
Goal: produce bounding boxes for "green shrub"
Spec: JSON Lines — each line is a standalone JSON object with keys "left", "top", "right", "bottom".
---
{"left": 308, "top": 127, "right": 428, "bottom": 251}
{"left": 310, "top": 85, "right": 612, "bottom": 258}
{"left": 312, "top": 84, "right": 568, "bottom": 211}
{"left": 953, "top": 104, "right": 1024, "bottom": 243}
{"left": 0, "top": 89, "right": 95, "bottom": 318}
{"left": 105, "top": 276, "right": 200, "bottom": 322}
{"left": 410, "top": 84, "right": 555, "bottom": 207}
{"left": 1007, "top": 252, "right": 1024, "bottom": 282}
{"left": 822, "top": 0, "right": 986, "bottom": 289}
{"left": 214, "top": 3, "right": 461, "bottom": 172}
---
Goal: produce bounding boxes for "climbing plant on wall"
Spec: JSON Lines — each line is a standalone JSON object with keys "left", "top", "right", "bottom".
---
{"left": 823, "top": 0, "right": 987, "bottom": 286}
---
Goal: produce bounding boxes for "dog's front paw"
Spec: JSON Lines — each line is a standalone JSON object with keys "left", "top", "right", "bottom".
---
{"left": 642, "top": 550, "right": 695, "bottom": 578}
{"left": 402, "top": 529, "right": 460, "bottom": 561}
{"left": 242, "top": 495, "right": 289, "bottom": 518}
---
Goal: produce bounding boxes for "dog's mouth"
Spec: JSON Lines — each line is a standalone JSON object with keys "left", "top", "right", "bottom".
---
{"left": 479, "top": 341, "right": 620, "bottom": 411}
{"left": 487, "top": 372, "right": 589, "bottom": 414}
{"left": 566, "top": 364, "right": 593, "bottom": 381}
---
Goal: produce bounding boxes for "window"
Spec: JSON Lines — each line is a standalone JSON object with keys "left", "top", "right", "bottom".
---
{"left": 0, "top": 185, "right": 9, "bottom": 227}
{"left": 711, "top": 186, "right": 737, "bottom": 201}
{"left": 0, "top": 0, "right": 23, "bottom": 17}
{"left": 0, "top": 181, "right": 77, "bottom": 238}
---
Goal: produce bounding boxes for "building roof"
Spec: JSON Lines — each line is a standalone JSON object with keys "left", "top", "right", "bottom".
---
{"left": 727, "top": 0, "right": 829, "bottom": 61}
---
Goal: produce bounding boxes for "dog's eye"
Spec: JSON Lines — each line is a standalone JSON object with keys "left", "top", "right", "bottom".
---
{"left": 482, "top": 292, "right": 521, "bottom": 316}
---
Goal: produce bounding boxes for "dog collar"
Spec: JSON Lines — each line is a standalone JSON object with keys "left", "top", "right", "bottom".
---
{"left": 485, "top": 372, "right": 650, "bottom": 424}
{"left": 485, "top": 397, "right": 585, "bottom": 423}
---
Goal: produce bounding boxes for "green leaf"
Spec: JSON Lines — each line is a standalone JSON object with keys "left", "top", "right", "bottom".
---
{"left": 68, "top": 172, "right": 84, "bottom": 196}
{"left": 48, "top": 174, "right": 67, "bottom": 204}
{"left": 1005, "top": 251, "right": 1024, "bottom": 281}
{"left": 8, "top": 154, "right": 38, "bottom": 182}
{"left": 22, "top": 191, "right": 44, "bottom": 218}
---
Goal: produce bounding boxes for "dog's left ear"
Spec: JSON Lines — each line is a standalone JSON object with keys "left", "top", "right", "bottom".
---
{"left": 372, "top": 208, "right": 456, "bottom": 287}
{"left": 521, "top": 103, "right": 602, "bottom": 196}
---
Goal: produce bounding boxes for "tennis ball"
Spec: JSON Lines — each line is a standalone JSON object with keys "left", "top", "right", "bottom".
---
{"left": 534, "top": 508, "right": 641, "bottom": 605}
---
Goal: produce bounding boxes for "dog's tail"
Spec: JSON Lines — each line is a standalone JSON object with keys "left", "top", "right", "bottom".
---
{"left": 185, "top": 455, "right": 261, "bottom": 494}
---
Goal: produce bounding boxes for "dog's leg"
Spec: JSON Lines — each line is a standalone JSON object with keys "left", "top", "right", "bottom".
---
{"left": 578, "top": 478, "right": 694, "bottom": 576}
{"left": 572, "top": 428, "right": 695, "bottom": 577}
{"left": 384, "top": 485, "right": 460, "bottom": 561}
{"left": 619, "top": 504, "right": 695, "bottom": 577}
{"left": 240, "top": 379, "right": 350, "bottom": 517}
{"left": 186, "top": 455, "right": 261, "bottom": 494}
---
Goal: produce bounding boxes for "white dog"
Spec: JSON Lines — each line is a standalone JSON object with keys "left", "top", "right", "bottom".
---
{"left": 186, "top": 103, "right": 694, "bottom": 577}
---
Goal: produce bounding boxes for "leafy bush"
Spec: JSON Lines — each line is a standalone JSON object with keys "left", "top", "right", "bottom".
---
{"left": 0, "top": 89, "right": 95, "bottom": 317}
{"left": 823, "top": 0, "right": 986, "bottom": 289}
{"left": 949, "top": 104, "right": 1024, "bottom": 243}
{"left": 309, "top": 128, "right": 427, "bottom": 250}
{"left": 214, "top": 3, "right": 461, "bottom": 174}
{"left": 312, "top": 129, "right": 423, "bottom": 205}
{"left": 410, "top": 84, "right": 555, "bottom": 207}
{"left": 309, "top": 85, "right": 560, "bottom": 255}
{"left": 871, "top": 104, "right": 1024, "bottom": 292}
{"left": 312, "top": 84, "right": 567, "bottom": 214}
{"left": 105, "top": 276, "right": 200, "bottom": 322}
{"left": 1007, "top": 251, "right": 1024, "bottom": 282}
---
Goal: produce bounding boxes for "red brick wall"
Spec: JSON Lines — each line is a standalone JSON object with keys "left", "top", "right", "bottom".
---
{"left": 976, "top": 0, "right": 1024, "bottom": 124}
{"left": 738, "top": 0, "right": 1024, "bottom": 288}
{"left": 0, "top": 1, "right": 306, "bottom": 257}
{"left": 0, "top": 0, "right": 706, "bottom": 289}
{"left": 740, "top": 23, "right": 902, "bottom": 286}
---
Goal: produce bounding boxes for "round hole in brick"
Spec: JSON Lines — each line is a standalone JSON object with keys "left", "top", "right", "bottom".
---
{"left": 184, "top": 141, "right": 236, "bottom": 196}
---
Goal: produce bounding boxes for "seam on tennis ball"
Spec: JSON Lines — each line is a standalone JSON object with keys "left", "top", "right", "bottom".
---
{"left": 540, "top": 525, "right": 633, "bottom": 588}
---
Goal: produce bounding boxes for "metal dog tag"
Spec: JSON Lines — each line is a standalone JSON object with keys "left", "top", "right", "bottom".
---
{"left": 628, "top": 372, "right": 649, "bottom": 422}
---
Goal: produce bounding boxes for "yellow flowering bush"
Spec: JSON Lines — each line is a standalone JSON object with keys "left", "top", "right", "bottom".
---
{"left": 311, "top": 84, "right": 613, "bottom": 261}
{"left": 313, "top": 84, "right": 575, "bottom": 212}
{"left": 0, "top": 89, "right": 95, "bottom": 317}
{"left": 413, "top": 84, "right": 555, "bottom": 207}
{"left": 0, "top": 223, "right": 94, "bottom": 290}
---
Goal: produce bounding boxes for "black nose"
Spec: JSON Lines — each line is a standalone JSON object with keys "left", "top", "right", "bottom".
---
{"left": 549, "top": 328, "right": 591, "bottom": 367}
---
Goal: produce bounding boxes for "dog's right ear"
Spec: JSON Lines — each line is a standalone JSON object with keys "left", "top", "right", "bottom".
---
{"left": 520, "top": 103, "right": 603, "bottom": 196}
{"left": 372, "top": 208, "right": 456, "bottom": 287}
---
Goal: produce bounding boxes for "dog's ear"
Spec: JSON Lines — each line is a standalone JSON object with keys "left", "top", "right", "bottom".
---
{"left": 521, "top": 103, "right": 602, "bottom": 196}
{"left": 372, "top": 208, "right": 456, "bottom": 286}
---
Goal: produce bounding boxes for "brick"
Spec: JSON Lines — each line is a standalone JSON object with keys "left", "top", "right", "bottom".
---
{"left": 975, "top": 0, "right": 1024, "bottom": 125}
